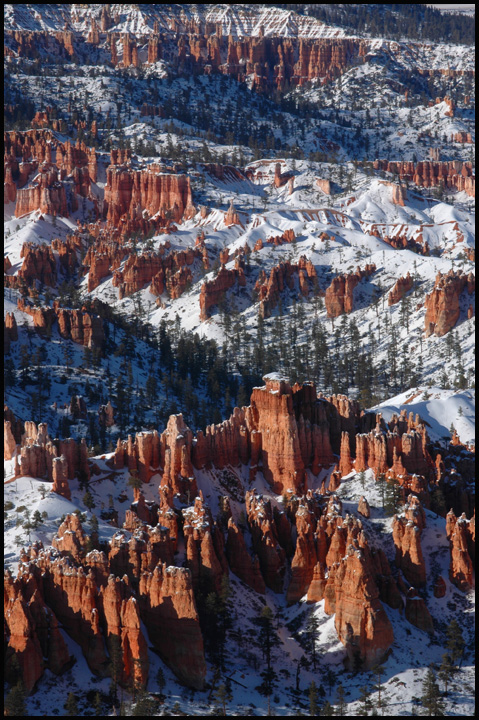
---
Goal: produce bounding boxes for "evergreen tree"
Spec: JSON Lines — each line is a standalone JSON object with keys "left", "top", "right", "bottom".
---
{"left": 132, "top": 692, "right": 158, "bottom": 716}
{"left": 254, "top": 606, "right": 281, "bottom": 714}
{"left": 336, "top": 684, "right": 347, "bottom": 716}
{"left": 156, "top": 667, "right": 166, "bottom": 698}
{"left": 64, "top": 692, "right": 79, "bottom": 716}
{"left": 127, "top": 471, "right": 143, "bottom": 496}
{"left": 305, "top": 611, "right": 320, "bottom": 669}
{"left": 358, "top": 685, "right": 373, "bottom": 716}
{"left": 438, "top": 653, "right": 454, "bottom": 696}
{"left": 5, "top": 681, "right": 27, "bottom": 717}
{"left": 214, "top": 683, "right": 233, "bottom": 716}
{"left": 420, "top": 666, "right": 445, "bottom": 716}
{"left": 321, "top": 700, "right": 334, "bottom": 716}
{"left": 309, "top": 681, "right": 320, "bottom": 715}
{"left": 446, "top": 619, "right": 465, "bottom": 667}
{"left": 83, "top": 490, "right": 95, "bottom": 510}
{"left": 371, "top": 665, "right": 386, "bottom": 711}
{"left": 383, "top": 475, "right": 402, "bottom": 516}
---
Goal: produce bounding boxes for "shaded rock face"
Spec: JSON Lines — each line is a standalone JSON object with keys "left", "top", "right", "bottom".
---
{"left": 226, "top": 517, "right": 265, "bottom": 593}
{"left": 139, "top": 565, "right": 206, "bottom": 690}
{"left": 245, "top": 491, "right": 287, "bottom": 593}
{"left": 424, "top": 270, "right": 475, "bottom": 337}
{"left": 388, "top": 273, "right": 413, "bottom": 306}
{"left": 325, "top": 265, "right": 376, "bottom": 317}
{"left": 255, "top": 257, "right": 318, "bottom": 318}
{"left": 405, "top": 588, "right": 434, "bottom": 634}
{"left": 17, "top": 298, "right": 105, "bottom": 351}
{"left": 199, "top": 261, "right": 246, "bottom": 321}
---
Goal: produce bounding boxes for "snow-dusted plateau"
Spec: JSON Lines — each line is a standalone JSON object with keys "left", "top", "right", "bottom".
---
{"left": 4, "top": 4, "right": 475, "bottom": 716}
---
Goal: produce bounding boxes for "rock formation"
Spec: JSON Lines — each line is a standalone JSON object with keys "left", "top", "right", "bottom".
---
{"left": 332, "top": 543, "right": 394, "bottom": 670}
{"left": 446, "top": 510, "right": 474, "bottom": 592}
{"left": 392, "top": 496, "right": 427, "bottom": 588}
{"left": 388, "top": 273, "right": 413, "bottom": 306}
{"left": 404, "top": 588, "right": 434, "bottom": 634}
{"left": 424, "top": 270, "right": 475, "bottom": 337}
{"left": 226, "top": 517, "right": 265, "bottom": 593}
{"left": 199, "top": 261, "right": 246, "bottom": 321}
{"left": 325, "top": 265, "right": 376, "bottom": 317}
{"left": 373, "top": 159, "right": 475, "bottom": 197}
{"left": 104, "top": 165, "right": 194, "bottom": 227}
{"left": 255, "top": 257, "right": 318, "bottom": 318}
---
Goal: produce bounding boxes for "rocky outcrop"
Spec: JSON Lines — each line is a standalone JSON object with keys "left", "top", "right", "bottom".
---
{"left": 104, "top": 165, "right": 194, "bottom": 227}
{"left": 286, "top": 504, "right": 318, "bottom": 604}
{"left": 99, "top": 401, "right": 115, "bottom": 427}
{"left": 404, "top": 588, "right": 434, "bottom": 634}
{"left": 55, "top": 305, "right": 105, "bottom": 350}
{"left": 325, "top": 265, "right": 376, "bottom": 317}
{"left": 109, "top": 245, "right": 200, "bottom": 300}
{"left": 255, "top": 257, "right": 318, "bottom": 318}
{"left": 139, "top": 564, "right": 206, "bottom": 689}
{"left": 4, "top": 418, "right": 18, "bottom": 460}
{"left": 388, "top": 182, "right": 407, "bottom": 206}
{"left": 433, "top": 575, "right": 446, "bottom": 598}
{"left": 424, "top": 270, "right": 475, "bottom": 337}
{"left": 226, "top": 517, "right": 265, "bottom": 593}
{"left": 446, "top": 510, "right": 474, "bottom": 592}
{"left": 182, "top": 494, "right": 227, "bottom": 594}
{"left": 388, "top": 273, "right": 413, "bottom": 306}
{"left": 373, "top": 159, "right": 475, "bottom": 197}
{"left": 18, "top": 242, "right": 57, "bottom": 287}
{"left": 357, "top": 496, "right": 371, "bottom": 518}
{"left": 333, "top": 543, "right": 394, "bottom": 670}
{"left": 161, "top": 415, "right": 197, "bottom": 499}
{"left": 392, "top": 496, "right": 427, "bottom": 588}
{"left": 245, "top": 491, "right": 287, "bottom": 592}
{"left": 248, "top": 376, "right": 306, "bottom": 493}
{"left": 51, "top": 456, "right": 71, "bottom": 499}
{"left": 4, "top": 595, "right": 45, "bottom": 693}
{"left": 14, "top": 420, "right": 89, "bottom": 489}
{"left": 15, "top": 164, "right": 68, "bottom": 217}
{"left": 199, "top": 260, "right": 246, "bottom": 320}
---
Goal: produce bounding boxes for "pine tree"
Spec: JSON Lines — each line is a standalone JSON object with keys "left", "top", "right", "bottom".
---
{"left": 420, "top": 666, "right": 445, "bottom": 716}
{"left": 372, "top": 665, "right": 386, "bottom": 711}
{"left": 438, "top": 653, "right": 454, "bottom": 696}
{"left": 446, "top": 619, "right": 465, "bottom": 667}
{"left": 305, "top": 612, "right": 320, "bottom": 669}
{"left": 64, "top": 692, "right": 79, "bottom": 716}
{"left": 309, "top": 681, "right": 320, "bottom": 715}
{"left": 214, "top": 683, "right": 233, "bottom": 716}
{"left": 83, "top": 490, "right": 95, "bottom": 510}
{"left": 358, "top": 685, "right": 373, "bottom": 716}
{"left": 156, "top": 667, "right": 166, "bottom": 698}
{"left": 127, "top": 471, "right": 143, "bottom": 496}
{"left": 5, "top": 681, "right": 27, "bottom": 716}
{"left": 254, "top": 606, "right": 281, "bottom": 715}
{"left": 336, "top": 684, "right": 347, "bottom": 716}
{"left": 321, "top": 700, "right": 334, "bottom": 716}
